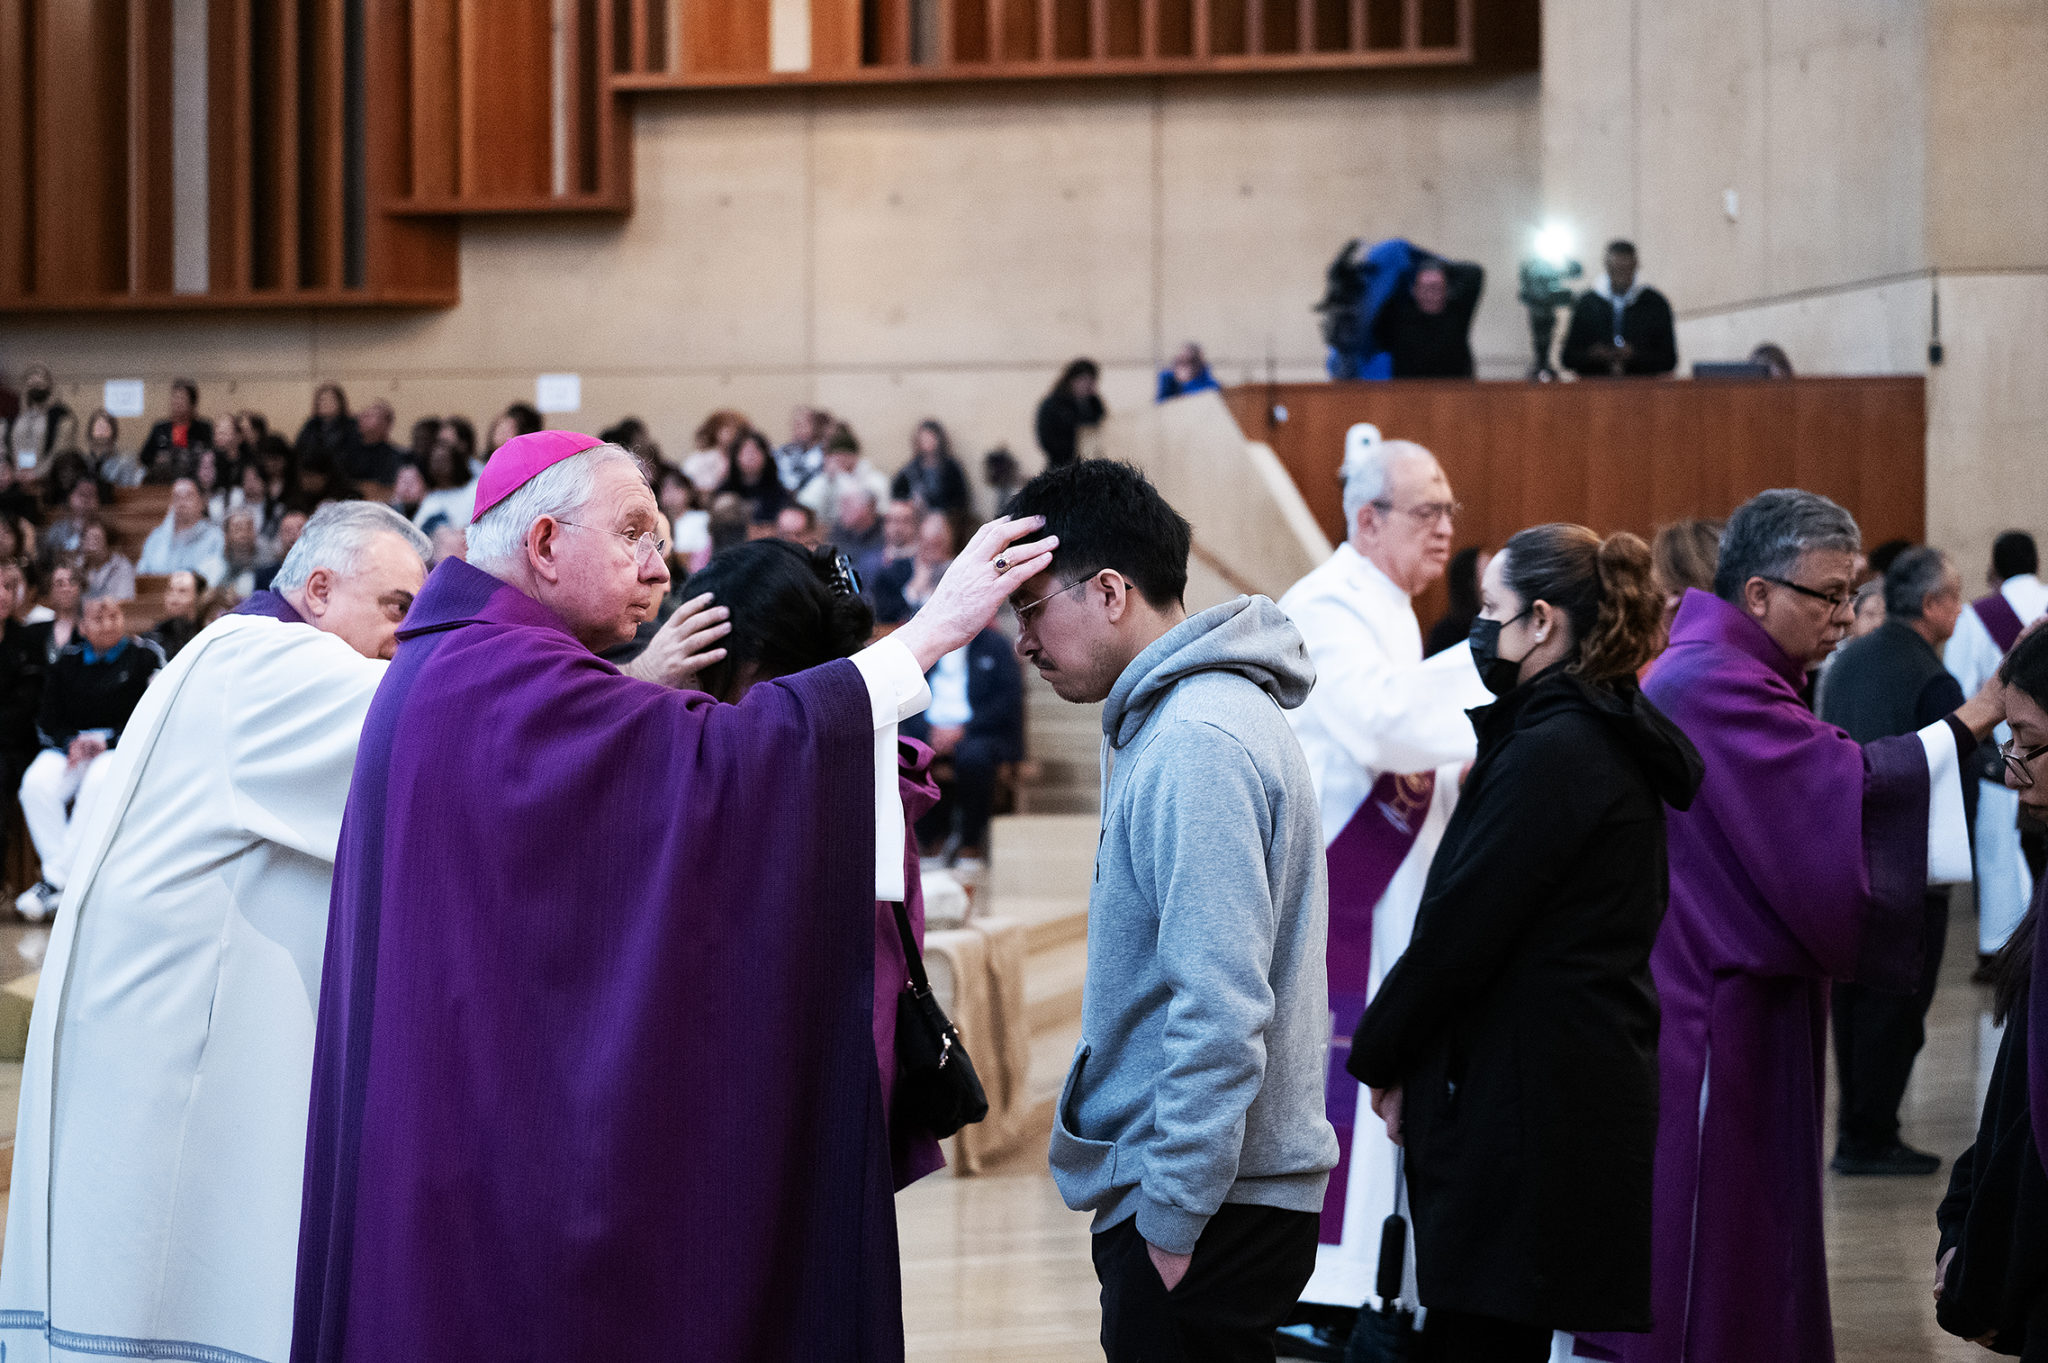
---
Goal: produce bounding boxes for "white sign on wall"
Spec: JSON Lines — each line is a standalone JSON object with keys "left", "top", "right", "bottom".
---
{"left": 103, "top": 379, "right": 147, "bottom": 418}
{"left": 535, "top": 373, "right": 582, "bottom": 415}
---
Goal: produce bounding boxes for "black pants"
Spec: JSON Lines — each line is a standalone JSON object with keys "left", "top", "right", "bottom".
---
{"left": 1419, "top": 1309, "right": 1552, "bottom": 1363}
{"left": 1833, "top": 889, "right": 1949, "bottom": 1150}
{"left": 1092, "top": 1203, "right": 1318, "bottom": 1363}
{"left": 914, "top": 740, "right": 1001, "bottom": 855}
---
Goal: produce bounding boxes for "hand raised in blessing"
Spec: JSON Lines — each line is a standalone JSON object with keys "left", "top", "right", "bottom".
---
{"left": 620, "top": 593, "right": 732, "bottom": 691}
{"left": 893, "top": 516, "right": 1057, "bottom": 673}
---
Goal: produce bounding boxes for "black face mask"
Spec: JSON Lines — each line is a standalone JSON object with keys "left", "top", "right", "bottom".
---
{"left": 1468, "top": 610, "right": 1531, "bottom": 698}
{"left": 24, "top": 385, "right": 49, "bottom": 406}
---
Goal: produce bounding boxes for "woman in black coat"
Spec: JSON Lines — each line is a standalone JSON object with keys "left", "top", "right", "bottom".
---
{"left": 1033, "top": 358, "right": 1105, "bottom": 468}
{"left": 1934, "top": 626, "right": 2048, "bottom": 1357}
{"left": 1348, "top": 523, "right": 1704, "bottom": 1362}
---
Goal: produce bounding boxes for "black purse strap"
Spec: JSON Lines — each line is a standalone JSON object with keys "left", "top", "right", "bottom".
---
{"left": 890, "top": 897, "right": 932, "bottom": 994}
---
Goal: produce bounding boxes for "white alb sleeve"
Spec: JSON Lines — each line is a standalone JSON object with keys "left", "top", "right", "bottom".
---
{"left": 851, "top": 636, "right": 934, "bottom": 902}
{"left": 1917, "top": 720, "right": 1972, "bottom": 886}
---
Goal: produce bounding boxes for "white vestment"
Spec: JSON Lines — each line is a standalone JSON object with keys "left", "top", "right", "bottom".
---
{"left": 1277, "top": 544, "right": 1490, "bottom": 1307}
{"left": 0, "top": 613, "right": 387, "bottom": 1363}
{"left": 1944, "top": 572, "right": 2048, "bottom": 954}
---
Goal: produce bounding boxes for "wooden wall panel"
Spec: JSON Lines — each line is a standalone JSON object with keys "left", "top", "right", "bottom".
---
{"left": 34, "top": 2, "right": 129, "bottom": 297}
{"left": 683, "top": 0, "right": 771, "bottom": 75}
{"left": 1223, "top": 378, "right": 1928, "bottom": 623}
{"left": 128, "top": 1, "right": 176, "bottom": 295}
{"left": 459, "top": 0, "right": 553, "bottom": 198}
{"left": 0, "top": 2, "right": 31, "bottom": 298}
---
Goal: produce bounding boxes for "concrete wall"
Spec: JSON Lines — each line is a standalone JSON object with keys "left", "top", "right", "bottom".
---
{"left": 1, "top": 72, "right": 1539, "bottom": 498}
{"left": 1542, "top": 0, "right": 2048, "bottom": 583}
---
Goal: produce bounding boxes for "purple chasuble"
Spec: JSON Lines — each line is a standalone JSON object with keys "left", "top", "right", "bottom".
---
{"left": 1974, "top": 592, "right": 2025, "bottom": 653}
{"left": 1579, "top": 591, "right": 1933, "bottom": 1363}
{"left": 1320, "top": 769, "right": 1436, "bottom": 1242}
{"left": 231, "top": 589, "right": 306, "bottom": 624}
{"left": 291, "top": 558, "right": 904, "bottom": 1363}
{"left": 884, "top": 739, "right": 947, "bottom": 1189}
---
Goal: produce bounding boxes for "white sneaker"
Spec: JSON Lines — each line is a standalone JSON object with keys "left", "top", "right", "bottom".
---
{"left": 14, "top": 880, "right": 56, "bottom": 922}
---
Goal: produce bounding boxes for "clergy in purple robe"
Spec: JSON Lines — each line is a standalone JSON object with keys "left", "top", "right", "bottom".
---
{"left": 1573, "top": 490, "right": 2000, "bottom": 1363}
{"left": 290, "top": 431, "right": 1054, "bottom": 1363}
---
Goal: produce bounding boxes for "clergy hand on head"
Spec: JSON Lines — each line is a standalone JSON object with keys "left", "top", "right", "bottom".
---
{"left": 619, "top": 593, "right": 731, "bottom": 691}
{"left": 891, "top": 516, "right": 1057, "bottom": 673}
{"left": 1954, "top": 672, "right": 2011, "bottom": 744}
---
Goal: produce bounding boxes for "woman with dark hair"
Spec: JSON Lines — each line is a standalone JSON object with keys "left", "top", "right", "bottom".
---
{"left": 486, "top": 403, "right": 543, "bottom": 460}
{"left": 84, "top": 409, "right": 143, "bottom": 488}
{"left": 1425, "top": 545, "right": 1490, "bottom": 657}
{"left": 1034, "top": 358, "right": 1106, "bottom": 469}
{"left": 1650, "top": 517, "right": 1723, "bottom": 642}
{"left": 1935, "top": 625, "right": 2048, "bottom": 1356}
{"left": 684, "top": 408, "right": 747, "bottom": 495}
{"left": 227, "top": 409, "right": 271, "bottom": 468}
{"left": 890, "top": 419, "right": 970, "bottom": 516}
{"left": 1349, "top": 523, "right": 1705, "bottom": 1362}
{"left": 717, "top": 428, "right": 789, "bottom": 525}
{"left": 295, "top": 383, "right": 357, "bottom": 466}
{"left": 681, "top": 538, "right": 946, "bottom": 1188}
{"left": 414, "top": 417, "right": 481, "bottom": 532}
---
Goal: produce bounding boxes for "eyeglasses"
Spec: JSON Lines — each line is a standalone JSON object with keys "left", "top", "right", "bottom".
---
{"left": 2001, "top": 738, "right": 2048, "bottom": 790}
{"left": 1758, "top": 576, "right": 1854, "bottom": 614}
{"left": 556, "top": 520, "right": 669, "bottom": 563}
{"left": 1009, "top": 572, "right": 1100, "bottom": 628}
{"left": 1370, "top": 498, "right": 1463, "bottom": 526}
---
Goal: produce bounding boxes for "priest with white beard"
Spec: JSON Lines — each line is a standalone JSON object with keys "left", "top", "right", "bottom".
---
{"left": 1277, "top": 428, "right": 1490, "bottom": 1320}
{"left": 0, "top": 500, "right": 730, "bottom": 1363}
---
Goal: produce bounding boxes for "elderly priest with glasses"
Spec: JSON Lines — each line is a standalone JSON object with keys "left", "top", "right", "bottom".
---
{"left": 1573, "top": 491, "right": 2004, "bottom": 1363}
{"left": 290, "top": 431, "right": 1054, "bottom": 1363}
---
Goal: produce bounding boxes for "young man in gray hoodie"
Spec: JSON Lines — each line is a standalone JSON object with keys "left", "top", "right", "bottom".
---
{"left": 1007, "top": 460, "right": 1338, "bottom": 1362}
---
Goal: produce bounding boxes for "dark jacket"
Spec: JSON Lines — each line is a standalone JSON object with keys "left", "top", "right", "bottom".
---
{"left": 345, "top": 439, "right": 408, "bottom": 486}
{"left": 1820, "top": 619, "right": 1972, "bottom": 823}
{"left": 1349, "top": 666, "right": 1704, "bottom": 1331}
{"left": 0, "top": 617, "right": 48, "bottom": 775}
{"left": 1936, "top": 949, "right": 2048, "bottom": 1355}
{"left": 1374, "top": 261, "right": 1484, "bottom": 378}
{"left": 140, "top": 416, "right": 217, "bottom": 481}
{"left": 295, "top": 414, "right": 360, "bottom": 467}
{"left": 1561, "top": 287, "right": 1678, "bottom": 377}
{"left": 36, "top": 635, "right": 164, "bottom": 750}
{"left": 149, "top": 616, "right": 204, "bottom": 661}
{"left": 1035, "top": 390, "right": 1105, "bottom": 469}
{"left": 890, "top": 455, "right": 970, "bottom": 516}
{"left": 901, "top": 629, "right": 1025, "bottom": 764}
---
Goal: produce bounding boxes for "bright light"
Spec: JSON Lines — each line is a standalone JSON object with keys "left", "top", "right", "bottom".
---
{"left": 1533, "top": 221, "right": 1575, "bottom": 267}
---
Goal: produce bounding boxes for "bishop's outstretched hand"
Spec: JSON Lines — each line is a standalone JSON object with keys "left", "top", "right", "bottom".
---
{"left": 893, "top": 516, "right": 1057, "bottom": 673}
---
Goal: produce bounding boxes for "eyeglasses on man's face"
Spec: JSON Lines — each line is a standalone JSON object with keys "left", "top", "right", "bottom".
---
{"left": 1370, "top": 498, "right": 1463, "bottom": 527}
{"left": 2001, "top": 737, "right": 2048, "bottom": 790}
{"left": 1758, "top": 575, "right": 1855, "bottom": 614}
{"left": 556, "top": 519, "right": 668, "bottom": 564}
{"left": 1008, "top": 573, "right": 1097, "bottom": 630}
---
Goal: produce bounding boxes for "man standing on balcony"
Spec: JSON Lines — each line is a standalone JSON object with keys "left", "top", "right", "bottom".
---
{"left": 1276, "top": 427, "right": 1490, "bottom": 1335}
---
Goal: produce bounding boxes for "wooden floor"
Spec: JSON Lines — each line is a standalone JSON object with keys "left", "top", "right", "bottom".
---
{"left": 899, "top": 905, "right": 2004, "bottom": 1363}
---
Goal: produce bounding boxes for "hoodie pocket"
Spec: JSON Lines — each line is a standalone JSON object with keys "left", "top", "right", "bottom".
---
{"left": 1047, "top": 1043, "right": 1121, "bottom": 1207}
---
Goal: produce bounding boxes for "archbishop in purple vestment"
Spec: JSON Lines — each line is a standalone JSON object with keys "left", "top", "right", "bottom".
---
{"left": 292, "top": 557, "right": 910, "bottom": 1362}
{"left": 1577, "top": 588, "right": 1970, "bottom": 1363}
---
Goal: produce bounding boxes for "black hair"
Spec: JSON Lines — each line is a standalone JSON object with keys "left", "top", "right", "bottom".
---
{"left": 679, "top": 539, "right": 874, "bottom": 703}
{"left": 172, "top": 378, "right": 198, "bottom": 404}
{"left": 1867, "top": 538, "right": 1913, "bottom": 577}
{"left": 502, "top": 403, "right": 543, "bottom": 438}
{"left": 1994, "top": 531, "right": 2040, "bottom": 582}
{"left": 1991, "top": 628, "right": 2048, "bottom": 1022}
{"left": 1606, "top": 239, "right": 1637, "bottom": 258}
{"left": 1051, "top": 358, "right": 1100, "bottom": 397}
{"left": 1444, "top": 545, "right": 1484, "bottom": 621}
{"left": 1005, "top": 459, "right": 1190, "bottom": 610}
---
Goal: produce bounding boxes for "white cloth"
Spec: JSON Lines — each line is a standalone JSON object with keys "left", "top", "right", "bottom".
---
{"left": 851, "top": 635, "right": 933, "bottom": 903}
{"left": 0, "top": 613, "right": 388, "bottom": 1363}
{"left": 135, "top": 512, "right": 228, "bottom": 586}
{"left": 1944, "top": 573, "right": 2048, "bottom": 951}
{"left": 796, "top": 460, "right": 891, "bottom": 525}
{"left": 16, "top": 749, "right": 122, "bottom": 891}
{"left": 412, "top": 479, "right": 479, "bottom": 533}
{"left": 1276, "top": 543, "right": 1490, "bottom": 1307}
{"left": 926, "top": 646, "right": 973, "bottom": 727}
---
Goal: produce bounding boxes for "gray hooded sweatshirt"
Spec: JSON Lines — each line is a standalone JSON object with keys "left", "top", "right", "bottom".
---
{"left": 1048, "top": 595, "right": 1339, "bottom": 1254}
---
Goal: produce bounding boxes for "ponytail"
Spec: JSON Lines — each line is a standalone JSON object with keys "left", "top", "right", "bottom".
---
{"left": 1502, "top": 524, "right": 1665, "bottom": 683}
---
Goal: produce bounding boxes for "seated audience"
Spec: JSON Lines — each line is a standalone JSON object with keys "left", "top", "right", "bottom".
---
{"left": 903, "top": 627, "right": 1023, "bottom": 866}
{"left": 40, "top": 479, "right": 102, "bottom": 564}
{"left": 872, "top": 511, "right": 956, "bottom": 626}
{"left": 1561, "top": 241, "right": 1677, "bottom": 378}
{"left": 139, "top": 379, "right": 214, "bottom": 482}
{"left": 78, "top": 523, "right": 135, "bottom": 603}
{"left": 388, "top": 463, "right": 428, "bottom": 522}
{"left": 295, "top": 383, "right": 359, "bottom": 469}
{"left": 414, "top": 417, "right": 480, "bottom": 532}
{"left": 195, "top": 585, "right": 239, "bottom": 630}
{"left": 1156, "top": 342, "right": 1221, "bottom": 401}
{"left": 14, "top": 593, "right": 165, "bottom": 920}
{"left": 195, "top": 447, "right": 233, "bottom": 521}
{"left": 27, "top": 563, "right": 82, "bottom": 658}
{"left": 652, "top": 467, "right": 711, "bottom": 570}
{"left": 1425, "top": 545, "right": 1490, "bottom": 656}
{"left": 0, "top": 517, "right": 27, "bottom": 567}
{"left": 0, "top": 458, "right": 43, "bottom": 529}
{"left": 287, "top": 452, "right": 361, "bottom": 514}
{"left": 138, "top": 478, "right": 229, "bottom": 584}
{"left": 7, "top": 364, "right": 76, "bottom": 481}
{"left": 231, "top": 457, "right": 287, "bottom": 545}
{"left": 224, "top": 410, "right": 270, "bottom": 469}
{"left": 219, "top": 509, "right": 267, "bottom": 597}
{"left": 405, "top": 415, "right": 440, "bottom": 468}
{"left": 147, "top": 571, "right": 207, "bottom": 660}
{"left": 429, "top": 525, "right": 467, "bottom": 566}
{"left": 774, "top": 405, "right": 831, "bottom": 492}
{"left": 1035, "top": 358, "right": 1105, "bottom": 469}
{"left": 983, "top": 446, "right": 1025, "bottom": 516}
{"left": 0, "top": 561, "right": 47, "bottom": 879}
{"left": 1375, "top": 257, "right": 1485, "bottom": 378}
{"left": 84, "top": 409, "right": 143, "bottom": 488}
{"left": 39, "top": 450, "right": 100, "bottom": 516}
{"left": 719, "top": 428, "right": 790, "bottom": 525}
{"left": 775, "top": 504, "right": 823, "bottom": 549}
{"left": 706, "top": 493, "right": 751, "bottom": 556}
{"left": 256, "top": 511, "right": 309, "bottom": 589}
{"left": 347, "top": 399, "right": 406, "bottom": 485}
{"left": 485, "top": 403, "right": 543, "bottom": 462}
{"left": 891, "top": 420, "right": 971, "bottom": 517}
{"left": 684, "top": 409, "right": 746, "bottom": 495}
{"left": 830, "top": 487, "right": 887, "bottom": 568}
{"left": 797, "top": 431, "right": 892, "bottom": 527}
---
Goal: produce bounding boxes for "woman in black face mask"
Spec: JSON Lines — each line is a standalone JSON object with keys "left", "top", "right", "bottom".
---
{"left": 1346, "top": 523, "right": 1705, "bottom": 1363}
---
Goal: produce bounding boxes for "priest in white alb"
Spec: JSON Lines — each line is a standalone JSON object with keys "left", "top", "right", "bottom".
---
{"left": 1276, "top": 427, "right": 1490, "bottom": 1318}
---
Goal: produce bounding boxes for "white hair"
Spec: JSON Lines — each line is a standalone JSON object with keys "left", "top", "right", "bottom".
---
{"left": 272, "top": 501, "right": 432, "bottom": 593}
{"left": 464, "top": 444, "right": 644, "bottom": 574}
{"left": 1340, "top": 436, "right": 1437, "bottom": 530}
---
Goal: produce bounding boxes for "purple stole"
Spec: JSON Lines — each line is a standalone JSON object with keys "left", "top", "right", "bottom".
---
{"left": 1319, "top": 769, "right": 1436, "bottom": 1243}
{"left": 1974, "top": 592, "right": 2025, "bottom": 653}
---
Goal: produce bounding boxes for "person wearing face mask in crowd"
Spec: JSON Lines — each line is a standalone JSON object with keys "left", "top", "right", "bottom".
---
{"left": 1348, "top": 524, "right": 1703, "bottom": 1362}
{"left": 7, "top": 365, "right": 77, "bottom": 481}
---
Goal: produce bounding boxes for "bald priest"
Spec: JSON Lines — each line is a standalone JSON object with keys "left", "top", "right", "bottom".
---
{"left": 290, "top": 432, "right": 1054, "bottom": 1363}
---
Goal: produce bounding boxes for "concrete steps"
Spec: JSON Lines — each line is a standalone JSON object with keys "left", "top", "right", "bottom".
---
{"left": 982, "top": 812, "right": 1095, "bottom": 1148}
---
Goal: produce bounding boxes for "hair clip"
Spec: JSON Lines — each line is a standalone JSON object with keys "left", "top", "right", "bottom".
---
{"left": 825, "top": 548, "right": 863, "bottom": 600}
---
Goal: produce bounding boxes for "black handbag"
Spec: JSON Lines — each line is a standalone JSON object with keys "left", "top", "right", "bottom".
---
{"left": 890, "top": 896, "right": 989, "bottom": 1139}
{"left": 1344, "top": 1150, "right": 1419, "bottom": 1363}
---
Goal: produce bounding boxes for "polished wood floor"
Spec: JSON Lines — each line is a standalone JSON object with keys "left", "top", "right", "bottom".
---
{"left": 900, "top": 906, "right": 2004, "bottom": 1363}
